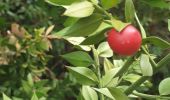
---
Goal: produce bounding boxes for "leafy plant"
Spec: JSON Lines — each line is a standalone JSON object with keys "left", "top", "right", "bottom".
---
{"left": 46, "top": 0, "right": 170, "bottom": 99}
{"left": 0, "top": 0, "right": 170, "bottom": 99}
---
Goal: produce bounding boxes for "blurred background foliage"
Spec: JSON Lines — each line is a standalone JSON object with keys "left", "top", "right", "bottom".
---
{"left": 0, "top": 0, "right": 65, "bottom": 31}
{"left": 0, "top": 0, "right": 169, "bottom": 99}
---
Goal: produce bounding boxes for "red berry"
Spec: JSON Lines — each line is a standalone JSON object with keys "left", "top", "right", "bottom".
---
{"left": 107, "top": 25, "right": 142, "bottom": 56}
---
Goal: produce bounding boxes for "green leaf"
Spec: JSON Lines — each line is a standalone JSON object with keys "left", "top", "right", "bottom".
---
{"left": 142, "top": 36, "right": 170, "bottom": 49}
{"left": 35, "top": 27, "right": 45, "bottom": 37}
{"left": 125, "top": 0, "right": 135, "bottom": 22}
{"left": 135, "top": 13, "right": 146, "bottom": 38}
{"left": 34, "top": 80, "right": 49, "bottom": 88}
{"left": 159, "top": 78, "right": 170, "bottom": 95}
{"left": 168, "top": 19, "right": 170, "bottom": 32}
{"left": 101, "top": 0, "right": 120, "bottom": 10}
{"left": 65, "top": 37, "right": 85, "bottom": 45}
{"left": 97, "top": 42, "right": 113, "bottom": 58}
{"left": 130, "top": 61, "right": 142, "bottom": 74}
{"left": 103, "top": 58, "right": 114, "bottom": 73}
{"left": 37, "top": 38, "right": 51, "bottom": 51}
{"left": 63, "top": 1, "right": 95, "bottom": 18}
{"left": 64, "top": 14, "right": 103, "bottom": 36}
{"left": 81, "top": 21, "right": 112, "bottom": 45}
{"left": 22, "top": 80, "right": 32, "bottom": 95}
{"left": 64, "top": 37, "right": 91, "bottom": 51}
{"left": 93, "top": 88, "right": 114, "bottom": 99}
{"left": 90, "top": 21, "right": 113, "bottom": 36}
{"left": 62, "top": 51, "right": 94, "bottom": 67}
{"left": 101, "top": 67, "right": 120, "bottom": 87}
{"left": 113, "top": 59, "right": 124, "bottom": 67}
{"left": 27, "top": 73, "right": 34, "bottom": 87}
{"left": 140, "top": 54, "right": 153, "bottom": 76}
{"left": 67, "top": 67, "right": 98, "bottom": 85}
{"left": 31, "top": 92, "right": 39, "bottom": 100}
{"left": 53, "top": 27, "right": 70, "bottom": 37}
{"left": 75, "top": 45, "right": 91, "bottom": 51}
{"left": 93, "top": 88, "right": 129, "bottom": 100}
{"left": 64, "top": 17, "right": 79, "bottom": 27}
{"left": 141, "top": 0, "right": 169, "bottom": 9}
{"left": 3, "top": 93, "right": 11, "bottom": 100}
{"left": 45, "top": 0, "right": 80, "bottom": 6}
{"left": 90, "top": 0, "right": 99, "bottom": 4}
{"left": 82, "top": 86, "right": 98, "bottom": 100}
{"left": 81, "top": 31, "right": 105, "bottom": 45}
{"left": 107, "top": 19, "right": 130, "bottom": 32}
{"left": 123, "top": 74, "right": 141, "bottom": 83}
{"left": 108, "top": 87, "right": 129, "bottom": 100}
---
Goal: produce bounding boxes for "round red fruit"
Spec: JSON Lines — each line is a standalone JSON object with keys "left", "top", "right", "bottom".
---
{"left": 107, "top": 25, "right": 142, "bottom": 56}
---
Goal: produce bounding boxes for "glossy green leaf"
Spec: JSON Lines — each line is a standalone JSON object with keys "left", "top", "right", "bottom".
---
{"left": 52, "top": 27, "right": 70, "bottom": 38}
{"left": 31, "top": 92, "right": 39, "bottom": 100}
{"left": 67, "top": 67, "right": 98, "bottom": 85}
{"left": 64, "top": 17, "right": 79, "bottom": 27}
{"left": 3, "top": 93, "right": 11, "bottom": 100}
{"left": 94, "top": 87, "right": 129, "bottom": 100}
{"left": 65, "top": 37, "right": 85, "bottom": 45}
{"left": 82, "top": 86, "right": 98, "bottom": 100}
{"left": 135, "top": 13, "right": 146, "bottom": 38}
{"left": 93, "top": 88, "right": 114, "bottom": 99}
{"left": 142, "top": 36, "right": 170, "bottom": 49}
{"left": 97, "top": 42, "right": 113, "bottom": 58}
{"left": 64, "top": 37, "right": 91, "bottom": 51}
{"left": 113, "top": 59, "right": 124, "bottom": 67}
{"left": 103, "top": 58, "right": 114, "bottom": 73}
{"left": 65, "top": 14, "right": 103, "bottom": 36}
{"left": 63, "top": 1, "right": 95, "bottom": 18}
{"left": 107, "top": 19, "right": 130, "bottom": 32}
{"left": 129, "top": 60, "right": 142, "bottom": 74}
{"left": 141, "top": 0, "right": 169, "bottom": 9}
{"left": 81, "top": 31, "right": 105, "bottom": 45}
{"left": 90, "top": 21, "right": 113, "bottom": 36}
{"left": 62, "top": 51, "right": 94, "bottom": 67}
{"left": 101, "top": 67, "right": 120, "bottom": 87}
{"left": 168, "top": 19, "right": 170, "bottom": 32}
{"left": 140, "top": 54, "right": 153, "bottom": 76}
{"left": 101, "top": 0, "right": 120, "bottom": 10}
{"left": 108, "top": 87, "right": 129, "bottom": 100}
{"left": 74, "top": 45, "right": 91, "bottom": 51}
{"left": 159, "top": 78, "right": 170, "bottom": 95}
{"left": 45, "top": 0, "right": 80, "bottom": 6}
{"left": 125, "top": 0, "right": 135, "bottom": 22}
{"left": 123, "top": 74, "right": 141, "bottom": 83}
{"left": 81, "top": 21, "right": 112, "bottom": 45}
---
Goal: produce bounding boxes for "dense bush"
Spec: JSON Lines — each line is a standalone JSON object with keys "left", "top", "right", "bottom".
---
{"left": 0, "top": 0, "right": 170, "bottom": 100}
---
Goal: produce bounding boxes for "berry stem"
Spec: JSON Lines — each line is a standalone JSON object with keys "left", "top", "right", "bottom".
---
{"left": 115, "top": 53, "right": 140, "bottom": 77}
{"left": 133, "top": 91, "right": 170, "bottom": 99}
{"left": 92, "top": 46, "right": 104, "bottom": 100}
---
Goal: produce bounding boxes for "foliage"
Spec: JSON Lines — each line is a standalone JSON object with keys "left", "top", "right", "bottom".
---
{"left": 0, "top": 0, "right": 170, "bottom": 100}
{"left": 0, "top": 0, "right": 65, "bottom": 31}
{"left": 0, "top": 24, "right": 78, "bottom": 100}
{"left": 46, "top": 0, "right": 170, "bottom": 99}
